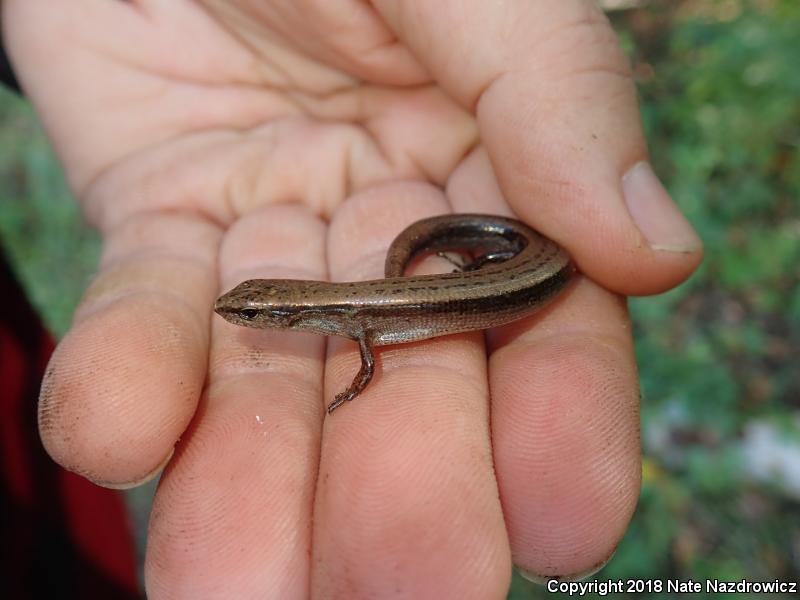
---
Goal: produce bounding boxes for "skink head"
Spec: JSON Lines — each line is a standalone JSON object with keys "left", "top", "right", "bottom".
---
{"left": 214, "top": 279, "right": 301, "bottom": 329}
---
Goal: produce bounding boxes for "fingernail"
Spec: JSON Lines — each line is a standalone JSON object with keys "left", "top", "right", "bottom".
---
{"left": 623, "top": 161, "right": 702, "bottom": 253}
{"left": 516, "top": 550, "right": 616, "bottom": 585}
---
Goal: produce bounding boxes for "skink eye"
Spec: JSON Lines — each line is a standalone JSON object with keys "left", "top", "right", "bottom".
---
{"left": 239, "top": 308, "right": 259, "bottom": 320}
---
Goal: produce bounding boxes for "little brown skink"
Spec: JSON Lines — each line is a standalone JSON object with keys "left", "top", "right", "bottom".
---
{"left": 214, "top": 214, "right": 574, "bottom": 413}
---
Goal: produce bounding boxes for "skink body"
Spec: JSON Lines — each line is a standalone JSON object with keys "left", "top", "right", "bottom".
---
{"left": 215, "top": 214, "right": 574, "bottom": 413}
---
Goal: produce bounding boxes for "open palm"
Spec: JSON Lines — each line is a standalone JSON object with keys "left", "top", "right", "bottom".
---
{"left": 5, "top": 0, "right": 702, "bottom": 596}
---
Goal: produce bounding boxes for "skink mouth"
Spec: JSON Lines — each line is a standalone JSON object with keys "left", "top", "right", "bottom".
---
{"left": 213, "top": 306, "right": 231, "bottom": 322}
{"left": 214, "top": 286, "right": 251, "bottom": 317}
{"left": 213, "top": 296, "right": 240, "bottom": 322}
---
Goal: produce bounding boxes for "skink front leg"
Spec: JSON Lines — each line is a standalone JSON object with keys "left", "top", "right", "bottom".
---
{"left": 435, "top": 250, "right": 518, "bottom": 273}
{"left": 327, "top": 333, "right": 375, "bottom": 414}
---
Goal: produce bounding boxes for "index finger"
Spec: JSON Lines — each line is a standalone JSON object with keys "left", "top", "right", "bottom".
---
{"left": 38, "top": 212, "right": 219, "bottom": 486}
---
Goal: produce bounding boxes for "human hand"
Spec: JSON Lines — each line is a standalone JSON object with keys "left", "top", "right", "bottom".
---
{"left": 5, "top": 0, "right": 702, "bottom": 596}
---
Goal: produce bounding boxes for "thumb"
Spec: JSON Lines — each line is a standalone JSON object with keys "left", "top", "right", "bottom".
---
{"left": 373, "top": 0, "right": 702, "bottom": 295}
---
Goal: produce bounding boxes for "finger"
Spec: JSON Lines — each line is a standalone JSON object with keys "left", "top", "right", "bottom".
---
{"left": 373, "top": 0, "right": 703, "bottom": 295}
{"left": 311, "top": 182, "right": 511, "bottom": 598}
{"left": 447, "top": 154, "right": 640, "bottom": 578}
{"left": 146, "top": 205, "right": 326, "bottom": 598}
{"left": 488, "top": 279, "right": 640, "bottom": 580}
{"left": 446, "top": 146, "right": 513, "bottom": 216}
{"left": 38, "top": 212, "right": 219, "bottom": 487}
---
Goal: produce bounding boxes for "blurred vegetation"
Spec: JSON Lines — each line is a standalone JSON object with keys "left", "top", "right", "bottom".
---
{"left": 0, "top": 0, "right": 797, "bottom": 597}
{"left": 0, "top": 95, "right": 99, "bottom": 336}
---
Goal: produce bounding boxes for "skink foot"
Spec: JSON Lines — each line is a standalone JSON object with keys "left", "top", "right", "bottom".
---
{"left": 326, "top": 334, "right": 375, "bottom": 414}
